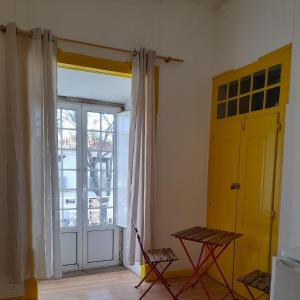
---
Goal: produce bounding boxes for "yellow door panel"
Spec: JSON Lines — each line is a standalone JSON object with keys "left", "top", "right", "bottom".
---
{"left": 234, "top": 113, "right": 278, "bottom": 298}
{"left": 207, "top": 119, "right": 241, "bottom": 286}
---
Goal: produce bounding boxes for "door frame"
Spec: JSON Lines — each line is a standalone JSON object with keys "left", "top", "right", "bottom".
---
{"left": 57, "top": 100, "right": 83, "bottom": 272}
{"left": 81, "top": 103, "right": 121, "bottom": 269}
{"left": 207, "top": 44, "right": 292, "bottom": 262}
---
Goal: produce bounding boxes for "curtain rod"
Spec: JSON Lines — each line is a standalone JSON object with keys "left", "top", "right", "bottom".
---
{"left": 0, "top": 24, "right": 184, "bottom": 63}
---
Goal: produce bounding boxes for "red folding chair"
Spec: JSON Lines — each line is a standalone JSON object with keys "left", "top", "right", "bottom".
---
{"left": 133, "top": 223, "right": 179, "bottom": 299}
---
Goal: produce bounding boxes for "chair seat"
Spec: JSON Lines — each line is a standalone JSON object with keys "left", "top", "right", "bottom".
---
{"left": 146, "top": 248, "right": 178, "bottom": 263}
{"left": 237, "top": 269, "right": 271, "bottom": 294}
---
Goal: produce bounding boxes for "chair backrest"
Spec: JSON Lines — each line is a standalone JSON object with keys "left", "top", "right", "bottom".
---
{"left": 132, "top": 221, "right": 149, "bottom": 261}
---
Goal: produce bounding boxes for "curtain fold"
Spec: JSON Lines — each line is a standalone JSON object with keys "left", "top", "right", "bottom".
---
{"left": 5, "top": 22, "right": 29, "bottom": 284}
{"left": 1, "top": 22, "right": 61, "bottom": 283}
{"left": 127, "top": 49, "right": 156, "bottom": 265}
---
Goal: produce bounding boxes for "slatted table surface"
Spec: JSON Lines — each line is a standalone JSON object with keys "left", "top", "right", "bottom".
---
{"left": 237, "top": 269, "right": 271, "bottom": 295}
{"left": 172, "top": 226, "right": 243, "bottom": 246}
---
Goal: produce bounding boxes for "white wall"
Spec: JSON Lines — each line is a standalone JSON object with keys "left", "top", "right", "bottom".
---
{"left": 0, "top": 0, "right": 213, "bottom": 297}
{"left": 213, "top": 0, "right": 300, "bottom": 255}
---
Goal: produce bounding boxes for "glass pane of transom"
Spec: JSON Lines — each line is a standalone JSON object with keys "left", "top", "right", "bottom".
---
{"left": 253, "top": 70, "right": 266, "bottom": 90}
{"left": 229, "top": 80, "right": 239, "bottom": 98}
{"left": 268, "top": 64, "right": 281, "bottom": 86}
{"left": 266, "top": 87, "right": 280, "bottom": 108}
{"left": 227, "top": 99, "right": 238, "bottom": 117}
{"left": 240, "top": 76, "right": 251, "bottom": 94}
{"left": 251, "top": 92, "right": 264, "bottom": 111}
{"left": 218, "top": 84, "right": 227, "bottom": 101}
{"left": 239, "top": 95, "right": 250, "bottom": 114}
{"left": 217, "top": 102, "right": 227, "bottom": 119}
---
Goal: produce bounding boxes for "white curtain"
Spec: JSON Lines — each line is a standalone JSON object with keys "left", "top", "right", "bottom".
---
{"left": 127, "top": 49, "right": 156, "bottom": 265}
{"left": 0, "top": 23, "right": 61, "bottom": 283}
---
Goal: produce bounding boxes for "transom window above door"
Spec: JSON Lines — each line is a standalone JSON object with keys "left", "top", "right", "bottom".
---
{"left": 216, "top": 64, "right": 282, "bottom": 120}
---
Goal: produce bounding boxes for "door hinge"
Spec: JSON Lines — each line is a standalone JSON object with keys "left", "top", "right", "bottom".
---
{"left": 277, "top": 122, "right": 282, "bottom": 132}
{"left": 265, "top": 210, "right": 276, "bottom": 219}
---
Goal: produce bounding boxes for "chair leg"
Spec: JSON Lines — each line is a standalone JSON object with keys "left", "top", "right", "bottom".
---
{"left": 135, "top": 262, "right": 158, "bottom": 288}
{"left": 139, "top": 261, "right": 175, "bottom": 300}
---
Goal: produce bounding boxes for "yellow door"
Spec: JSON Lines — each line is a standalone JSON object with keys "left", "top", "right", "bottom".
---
{"left": 207, "top": 119, "right": 241, "bottom": 286}
{"left": 234, "top": 113, "right": 278, "bottom": 298}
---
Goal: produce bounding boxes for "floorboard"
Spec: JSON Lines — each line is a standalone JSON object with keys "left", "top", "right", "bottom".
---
{"left": 39, "top": 269, "right": 245, "bottom": 300}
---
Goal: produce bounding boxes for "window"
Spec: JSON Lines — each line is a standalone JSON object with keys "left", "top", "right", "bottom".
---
{"left": 216, "top": 64, "right": 282, "bottom": 120}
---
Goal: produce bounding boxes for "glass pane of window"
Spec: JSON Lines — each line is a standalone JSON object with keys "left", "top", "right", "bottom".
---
{"left": 57, "top": 129, "right": 62, "bottom": 149}
{"left": 268, "top": 64, "right": 281, "bottom": 86}
{"left": 227, "top": 99, "right": 237, "bottom": 117}
{"left": 62, "top": 170, "right": 77, "bottom": 189}
{"left": 58, "top": 150, "right": 63, "bottom": 169}
{"left": 63, "top": 190, "right": 77, "bottom": 209}
{"left": 88, "top": 170, "right": 101, "bottom": 189}
{"left": 240, "top": 76, "right": 251, "bottom": 94}
{"left": 87, "top": 112, "right": 100, "bottom": 130}
{"left": 57, "top": 109, "right": 61, "bottom": 128}
{"left": 253, "top": 70, "right": 266, "bottom": 90}
{"left": 218, "top": 84, "right": 227, "bottom": 101}
{"left": 59, "top": 170, "right": 62, "bottom": 190}
{"left": 239, "top": 95, "right": 250, "bottom": 114}
{"left": 251, "top": 92, "right": 264, "bottom": 111}
{"left": 61, "top": 150, "right": 77, "bottom": 169}
{"left": 217, "top": 102, "right": 226, "bottom": 119}
{"left": 106, "top": 208, "right": 113, "bottom": 224}
{"left": 62, "top": 129, "right": 76, "bottom": 150}
{"left": 101, "top": 171, "right": 114, "bottom": 189}
{"left": 101, "top": 190, "right": 113, "bottom": 203}
{"left": 228, "top": 80, "right": 238, "bottom": 98}
{"left": 266, "top": 87, "right": 280, "bottom": 108}
{"left": 87, "top": 131, "right": 100, "bottom": 150}
{"left": 88, "top": 191, "right": 101, "bottom": 208}
{"left": 101, "top": 132, "right": 113, "bottom": 152}
{"left": 87, "top": 151, "right": 101, "bottom": 170}
{"left": 62, "top": 109, "right": 76, "bottom": 129}
{"left": 60, "top": 209, "right": 77, "bottom": 227}
{"left": 88, "top": 209, "right": 101, "bottom": 226}
{"left": 101, "top": 152, "right": 113, "bottom": 170}
{"left": 102, "top": 114, "right": 115, "bottom": 131}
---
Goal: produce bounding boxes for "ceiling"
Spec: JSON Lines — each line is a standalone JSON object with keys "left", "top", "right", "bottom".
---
{"left": 57, "top": 67, "right": 131, "bottom": 106}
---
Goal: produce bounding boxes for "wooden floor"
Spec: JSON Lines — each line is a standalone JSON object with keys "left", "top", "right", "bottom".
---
{"left": 39, "top": 269, "right": 244, "bottom": 300}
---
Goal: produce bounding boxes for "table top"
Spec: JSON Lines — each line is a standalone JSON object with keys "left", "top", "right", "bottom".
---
{"left": 172, "top": 226, "right": 243, "bottom": 246}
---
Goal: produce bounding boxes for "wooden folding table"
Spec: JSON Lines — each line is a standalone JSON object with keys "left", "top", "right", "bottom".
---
{"left": 172, "top": 226, "right": 243, "bottom": 300}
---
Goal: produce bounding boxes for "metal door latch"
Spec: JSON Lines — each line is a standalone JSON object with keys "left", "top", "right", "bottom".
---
{"left": 230, "top": 183, "right": 240, "bottom": 190}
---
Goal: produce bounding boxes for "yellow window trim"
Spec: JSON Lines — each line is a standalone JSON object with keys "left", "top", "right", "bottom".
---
{"left": 57, "top": 49, "right": 160, "bottom": 114}
{"left": 57, "top": 49, "right": 132, "bottom": 78}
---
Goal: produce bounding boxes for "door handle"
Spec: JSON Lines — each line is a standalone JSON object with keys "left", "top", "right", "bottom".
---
{"left": 230, "top": 183, "right": 240, "bottom": 190}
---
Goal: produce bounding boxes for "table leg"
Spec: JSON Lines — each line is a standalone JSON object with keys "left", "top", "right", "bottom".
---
{"left": 175, "top": 240, "right": 212, "bottom": 299}
{"left": 176, "top": 241, "right": 235, "bottom": 300}
{"left": 207, "top": 244, "right": 236, "bottom": 300}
